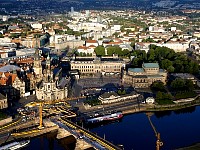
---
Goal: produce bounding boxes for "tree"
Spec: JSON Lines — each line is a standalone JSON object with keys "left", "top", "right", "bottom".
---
{"left": 0, "top": 33, "right": 3, "bottom": 38}
{"left": 132, "top": 58, "right": 140, "bottom": 67}
{"left": 120, "top": 26, "right": 125, "bottom": 32}
{"left": 171, "top": 78, "right": 185, "bottom": 90}
{"left": 107, "top": 46, "right": 122, "bottom": 56}
{"left": 151, "top": 81, "right": 166, "bottom": 92}
{"left": 147, "top": 49, "right": 155, "bottom": 62}
{"left": 149, "top": 44, "right": 157, "bottom": 50}
{"left": 55, "top": 29, "right": 64, "bottom": 34}
{"left": 161, "top": 59, "right": 172, "bottom": 70}
{"left": 156, "top": 91, "right": 163, "bottom": 100}
{"left": 113, "top": 32, "right": 120, "bottom": 38}
{"left": 167, "top": 66, "right": 175, "bottom": 72}
{"left": 9, "top": 33, "right": 20, "bottom": 38}
{"left": 122, "top": 49, "right": 130, "bottom": 57}
{"left": 94, "top": 46, "right": 105, "bottom": 56}
{"left": 130, "top": 42, "right": 135, "bottom": 48}
{"left": 185, "top": 79, "right": 194, "bottom": 91}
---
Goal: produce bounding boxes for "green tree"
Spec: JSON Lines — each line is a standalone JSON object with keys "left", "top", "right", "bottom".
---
{"left": 161, "top": 59, "right": 173, "bottom": 70}
{"left": 171, "top": 78, "right": 185, "bottom": 90}
{"left": 132, "top": 58, "right": 140, "bottom": 67}
{"left": 0, "top": 33, "right": 4, "bottom": 38}
{"left": 9, "top": 33, "right": 20, "bottom": 38}
{"left": 122, "top": 49, "right": 130, "bottom": 57}
{"left": 151, "top": 81, "right": 166, "bottom": 92}
{"left": 156, "top": 91, "right": 163, "bottom": 100}
{"left": 147, "top": 49, "right": 155, "bottom": 62}
{"left": 185, "top": 79, "right": 194, "bottom": 91}
{"left": 113, "top": 32, "right": 120, "bottom": 38}
{"left": 94, "top": 46, "right": 105, "bottom": 56}
{"left": 107, "top": 46, "right": 122, "bottom": 56}
{"left": 167, "top": 66, "right": 175, "bottom": 72}
{"left": 130, "top": 41, "right": 135, "bottom": 48}
{"left": 149, "top": 44, "right": 157, "bottom": 50}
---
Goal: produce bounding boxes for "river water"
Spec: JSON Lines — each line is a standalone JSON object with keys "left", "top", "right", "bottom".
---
{"left": 24, "top": 106, "right": 200, "bottom": 150}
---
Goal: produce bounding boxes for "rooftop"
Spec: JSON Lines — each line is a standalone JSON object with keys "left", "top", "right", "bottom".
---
{"left": 147, "top": 74, "right": 163, "bottom": 78}
{"left": 143, "top": 63, "right": 159, "bottom": 68}
{"left": 100, "top": 91, "right": 119, "bottom": 99}
{"left": 0, "top": 93, "right": 6, "bottom": 100}
{"left": 128, "top": 68, "right": 144, "bottom": 73}
{"left": 134, "top": 75, "right": 148, "bottom": 78}
{"left": 0, "top": 65, "right": 21, "bottom": 72}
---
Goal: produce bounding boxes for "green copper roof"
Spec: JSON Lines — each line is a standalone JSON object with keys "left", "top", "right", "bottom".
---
{"left": 128, "top": 68, "right": 144, "bottom": 73}
{"left": 143, "top": 63, "right": 159, "bottom": 68}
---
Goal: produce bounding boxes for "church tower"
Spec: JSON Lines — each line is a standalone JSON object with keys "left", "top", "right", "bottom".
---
{"left": 33, "top": 37, "right": 42, "bottom": 78}
{"left": 45, "top": 53, "right": 54, "bottom": 82}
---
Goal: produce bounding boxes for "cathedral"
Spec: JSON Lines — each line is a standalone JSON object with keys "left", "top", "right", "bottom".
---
{"left": 33, "top": 47, "right": 69, "bottom": 101}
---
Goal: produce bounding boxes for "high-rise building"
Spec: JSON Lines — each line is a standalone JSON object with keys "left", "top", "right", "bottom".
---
{"left": 85, "top": 10, "right": 90, "bottom": 17}
{"left": 97, "top": 15, "right": 102, "bottom": 23}
{"left": 71, "top": 7, "right": 74, "bottom": 13}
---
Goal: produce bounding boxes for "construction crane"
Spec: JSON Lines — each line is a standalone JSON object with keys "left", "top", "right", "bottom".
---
{"left": 25, "top": 97, "right": 84, "bottom": 129}
{"left": 38, "top": 103, "right": 43, "bottom": 129}
{"left": 146, "top": 112, "right": 163, "bottom": 150}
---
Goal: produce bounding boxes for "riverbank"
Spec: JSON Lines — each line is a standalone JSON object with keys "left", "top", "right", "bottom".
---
{"left": 121, "top": 98, "right": 200, "bottom": 115}
{"left": 176, "top": 143, "right": 200, "bottom": 150}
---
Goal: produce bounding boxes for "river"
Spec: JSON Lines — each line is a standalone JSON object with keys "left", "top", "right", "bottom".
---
{"left": 24, "top": 106, "right": 200, "bottom": 150}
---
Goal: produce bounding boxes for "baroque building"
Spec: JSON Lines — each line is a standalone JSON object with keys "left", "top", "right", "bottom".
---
{"left": 0, "top": 65, "right": 26, "bottom": 106}
{"left": 0, "top": 93, "right": 8, "bottom": 109}
{"left": 123, "top": 63, "right": 167, "bottom": 88}
{"left": 70, "top": 56, "right": 125, "bottom": 75}
{"left": 26, "top": 45, "right": 43, "bottom": 93}
{"left": 36, "top": 54, "right": 69, "bottom": 101}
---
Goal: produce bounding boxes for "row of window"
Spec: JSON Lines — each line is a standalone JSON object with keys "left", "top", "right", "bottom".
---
{"left": 72, "top": 65, "right": 121, "bottom": 69}
{"left": 145, "top": 68, "right": 159, "bottom": 71}
{"left": 80, "top": 69, "right": 94, "bottom": 72}
{"left": 41, "top": 96, "right": 60, "bottom": 100}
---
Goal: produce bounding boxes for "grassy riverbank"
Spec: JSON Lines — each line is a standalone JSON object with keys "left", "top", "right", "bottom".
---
{"left": 122, "top": 98, "right": 200, "bottom": 115}
{"left": 176, "top": 143, "right": 200, "bottom": 150}
{"left": 146, "top": 98, "right": 200, "bottom": 112}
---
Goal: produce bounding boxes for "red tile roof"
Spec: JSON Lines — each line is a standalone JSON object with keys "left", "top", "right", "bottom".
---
{"left": 86, "top": 40, "right": 98, "bottom": 43}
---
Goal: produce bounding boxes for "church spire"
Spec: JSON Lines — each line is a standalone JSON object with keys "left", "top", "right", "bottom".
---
{"left": 35, "top": 35, "right": 40, "bottom": 61}
{"left": 46, "top": 52, "right": 53, "bottom": 82}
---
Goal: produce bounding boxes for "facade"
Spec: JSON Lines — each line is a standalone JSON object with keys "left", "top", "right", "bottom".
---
{"left": 36, "top": 54, "right": 69, "bottom": 101}
{"left": 0, "top": 93, "right": 8, "bottom": 109}
{"left": 123, "top": 63, "right": 167, "bottom": 88}
{"left": 171, "top": 73, "right": 197, "bottom": 84}
{"left": 146, "top": 97, "right": 155, "bottom": 104}
{"left": 98, "top": 91, "right": 140, "bottom": 104}
{"left": 33, "top": 47, "right": 42, "bottom": 80}
{"left": 70, "top": 56, "right": 125, "bottom": 75}
{"left": 0, "top": 69, "right": 26, "bottom": 103}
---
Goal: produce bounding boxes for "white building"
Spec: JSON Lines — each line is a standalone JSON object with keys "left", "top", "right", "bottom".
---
{"left": 2, "top": 16, "right": 8, "bottom": 22}
{"left": 31, "top": 23, "right": 43, "bottom": 29}
{"left": 146, "top": 97, "right": 155, "bottom": 104}
{"left": 85, "top": 40, "right": 99, "bottom": 47}
{"left": 111, "top": 25, "right": 121, "bottom": 31}
{"left": 98, "top": 91, "right": 140, "bottom": 104}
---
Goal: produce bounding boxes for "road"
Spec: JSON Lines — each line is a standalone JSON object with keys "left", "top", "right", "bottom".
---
{"left": 71, "top": 97, "right": 143, "bottom": 119}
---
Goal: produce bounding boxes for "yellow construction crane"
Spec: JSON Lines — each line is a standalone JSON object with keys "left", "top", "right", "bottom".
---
{"left": 25, "top": 97, "right": 83, "bottom": 129}
{"left": 38, "top": 103, "right": 43, "bottom": 129}
{"left": 146, "top": 113, "right": 163, "bottom": 150}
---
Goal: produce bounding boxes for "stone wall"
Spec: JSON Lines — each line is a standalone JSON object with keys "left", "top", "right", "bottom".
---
{"left": 55, "top": 40, "right": 85, "bottom": 49}
{"left": 0, "top": 117, "right": 12, "bottom": 126}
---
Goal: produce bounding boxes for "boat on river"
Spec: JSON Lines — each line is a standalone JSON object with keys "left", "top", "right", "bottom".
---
{"left": 86, "top": 111, "right": 123, "bottom": 124}
{"left": 0, "top": 139, "right": 30, "bottom": 150}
